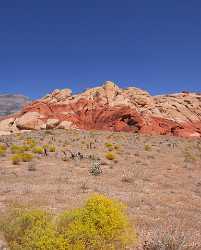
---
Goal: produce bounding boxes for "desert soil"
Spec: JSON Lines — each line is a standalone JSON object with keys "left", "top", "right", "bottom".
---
{"left": 0, "top": 129, "right": 201, "bottom": 248}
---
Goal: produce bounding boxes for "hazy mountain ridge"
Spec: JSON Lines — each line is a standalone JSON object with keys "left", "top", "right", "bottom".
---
{"left": 0, "top": 94, "right": 30, "bottom": 116}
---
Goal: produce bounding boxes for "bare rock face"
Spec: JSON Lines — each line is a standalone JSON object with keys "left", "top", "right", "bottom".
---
{"left": 15, "top": 112, "right": 45, "bottom": 130}
{"left": 46, "top": 119, "right": 60, "bottom": 129}
{"left": 0, "top": 81, "right": 200, "bottom": 138}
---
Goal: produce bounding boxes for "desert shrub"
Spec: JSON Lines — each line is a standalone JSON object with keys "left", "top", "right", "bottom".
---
{"left": 0, "top": 148, "right": 6, "bottom": 156}
{"left": 44, "top": 130, "right": 54, "bottom": 135}
{"left": 11, "top": 145, "right": 27, "bottom": 154}
{"left": 42, "top": 144, "right": 56, "bottom": 152}
{"left": 144, "top": 144, "right": 152, "bottom": 151}
{"left": 89, "top": 160, "right": 102, "bottom": 176}
{"left": 48, "top": 145, "right": 56, "bottom": 152}
{"left": 105, "top": 152, "right": 115, "bottom": 160}
{"left": 105, "top": 142, "right": 113, "bottom": 150}
{"left": 22, "top": 145, "right": 30, "bottom": 151}
{"left": 32, "top": 146, "right": 44, "bottom": 154}
{"left": 0, "top": 144, "right": 7, "bottom": 151}
{"left": 11, "top": 154, "right": 22, "bottom": 165}
{"left": 11, "top": 153, "right": 33, "bottom": 164}
{"left": 0, "top": 209, "right": 68, "bottom": 250}
{"left": 184, "top": 150, "right": 196, "bottom": 162}
{"left": 25, "top": 138, "right": 37, "bottom": 148}
{"left": 0, "top": 145, "right": 6, "bottom": 156}
{"left": 142, "top": 229, "right": 197, "bottom": 250}
{"left": 57, "top": 194, "right": 137, "bottom": 249}
{"left": 121, "top": 175, "right": 133, "bottom": 183}
{"left": 114, "top": 144, "right": 120, "bottom": 150}
{"left": 105, "top": 143, "right": 120, "bottom": 152}
{"left": 42, "top": 144, "right": 48, "bottom": 149}
{"left": 20, "top": 153, "right": 33, "bottom": 162}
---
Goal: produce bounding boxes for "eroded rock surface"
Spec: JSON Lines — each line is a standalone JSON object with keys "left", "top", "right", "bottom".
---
{"left": 0, "top": 81, "right": 201, "bottom": 138}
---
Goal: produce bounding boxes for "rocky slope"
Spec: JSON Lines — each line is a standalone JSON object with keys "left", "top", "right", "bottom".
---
{"left": 0, "top": 81, "right": 201, "bottom": 137}
{"left": 0, "top": 94, "right": 30, "bottom": 116}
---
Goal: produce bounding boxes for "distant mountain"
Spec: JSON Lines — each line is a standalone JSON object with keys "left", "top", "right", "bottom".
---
{"left": 0, "top": 94, "right": 30, "bottom": 116}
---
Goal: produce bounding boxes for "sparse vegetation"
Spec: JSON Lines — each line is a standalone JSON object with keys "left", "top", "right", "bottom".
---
{"left": 105, "top": 142, "right": 113, "bottom": 150}
{"left": 183, "top": 150, "right": 196, "bottom": 163}
{"left": 11, "top": 154, "right": 22, "bottom": 165}
{"left": 142, "top": 226, "right": 199, "bottom": 250}
{"left": 11, "top": 144, "right": 28, "bottom": 154}
{"left": 11, "top": 153, "right": 33, "bottom": 164}
{"left": 121, "top": 175, "right": 133, "bottom": 183}
{"left": 48, "top": 144, "right": 56, "bottom": 152}
{"left": 0, "top": 130, "right": 201, "bottom": 249}
{"left": 105, "top": 152, "right": 115, "bottom": 160}
{"left": 89, "top": 160, "right": 102, "bottom": 176}
{"left": 32, "top": 146, "right": 44, "bottom": 154}
{"left": 144, "top": 144, "right": 152, "bottom": 151}
{"left": 21, "top": 153, "right": 34, "bottom": 162}
{"left": 0, "top": 144, "right": 7, "bottom": 151}
{"left": 25, "top": 138, "right": 37, "bottom": 148}
{"left": 0, "top": 144, "right": 6, "bottom": 156}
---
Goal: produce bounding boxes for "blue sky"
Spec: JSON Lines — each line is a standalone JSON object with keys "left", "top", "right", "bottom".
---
{"left": 0, "top": 0, "right": 201, "bottom": 99}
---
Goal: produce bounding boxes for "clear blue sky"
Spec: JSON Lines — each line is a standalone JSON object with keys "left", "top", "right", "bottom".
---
{"left": 0, "top": 0, "right": 201, "bottom": 99}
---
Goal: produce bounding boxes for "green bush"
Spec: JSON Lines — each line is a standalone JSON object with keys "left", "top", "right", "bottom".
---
{"left": 32, "top": 146, "right": 44, "bottom": 154}
{"left": 0, "top": 195, "right": 137, "bottom": 250}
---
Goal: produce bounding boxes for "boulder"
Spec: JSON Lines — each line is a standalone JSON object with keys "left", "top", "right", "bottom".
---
{"left": 0, "top": 117, "right": 15, "bottom": 132}
{"left": 57, "top": 121, "right": 74, "bottom": 129}
{"left": 46, "top": 119, "right": 60, "bottom": 129}
{"left": 15, "top": 112, "right": 45, "bottom": 130}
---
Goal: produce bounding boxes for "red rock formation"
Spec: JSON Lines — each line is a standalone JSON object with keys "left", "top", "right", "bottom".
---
{"left": 0, "top": 81, "right": 201, "bottom": 138}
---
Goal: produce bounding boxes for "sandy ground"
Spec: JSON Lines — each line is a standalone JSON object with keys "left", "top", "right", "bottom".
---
{"left": 0, "top": 129, "right": 201, "bottom": 248}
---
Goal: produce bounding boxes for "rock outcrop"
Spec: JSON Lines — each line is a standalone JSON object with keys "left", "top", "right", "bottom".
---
{"left": 0, "top": 81, "right": 201, "bottom": 138}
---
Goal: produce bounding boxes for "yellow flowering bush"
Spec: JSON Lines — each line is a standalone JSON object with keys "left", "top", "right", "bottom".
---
{"left": 0, "top": 195, "right": 137, "bottom": 250}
